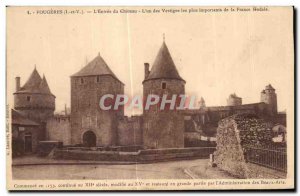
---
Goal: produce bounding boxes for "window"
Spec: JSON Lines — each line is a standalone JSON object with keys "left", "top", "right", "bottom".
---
{"left": 80, "top": 78, "right": 84, "bottom": 84}
{"left": 162, "top": 82, "right": 166, "bottom": 89}
{"left": 19, "top": 127, "right": 25, "bottom": 131}
{"left": 97, "top": 76, "right": 100, "bottom": 83}
{"left": 82, "top": 116, "right": 92, "bottom": 128}
{"left": 26, "top": 96, "right": 31, "bottom": 102}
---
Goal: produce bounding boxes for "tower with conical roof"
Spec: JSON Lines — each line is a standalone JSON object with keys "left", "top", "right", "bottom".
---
{"left": 142, "top": 39, "right": 185, "bottom": 149}
{"left": 260, "top": 84, "right": 277, "bottom": 116}
{"left": 227, "top": 93, "right": 242, "bottom": 106}
{"left": 70, "top": 53, "right": 124, "bottom": 147}
{"left": 13, "top": 67, "right": 55, "bottom": 122}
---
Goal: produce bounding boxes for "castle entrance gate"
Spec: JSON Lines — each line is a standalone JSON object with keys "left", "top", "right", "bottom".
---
{"left": 82, "top": 131, "right": 96, "bottom": 147}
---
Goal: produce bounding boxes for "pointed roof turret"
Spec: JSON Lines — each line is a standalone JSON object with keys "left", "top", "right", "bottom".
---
{"left": 21, "top": 67, "right": 42, "bottom": 92}
{"left": 144, "top": 41, "right": 185, "bottom": 83}
{"left": 14, "top": 67, "right": 55, "bottom": 97}
{"left": 39, "top": 75, "right": 52, "bottom": 95}
{"left": 71, "top": 54, "right": 123, "bottom": 84}
{"left": 265, "top": 84, "right": 275, "bottom": 90}
{"left": 229, "top": 93, "right": 241, "bottom": 99}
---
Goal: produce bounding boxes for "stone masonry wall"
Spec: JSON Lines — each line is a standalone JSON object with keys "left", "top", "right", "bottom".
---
{"left": 71, "top": 75, "right": 124, "bottom": 146}
{"left": 214, "top": 113, "right": 273, "bottom": 178}
{"left": 117, "top": 116, "right": 143, "bottom": 146}
{"left": 14, "top": 93, "right": 55, "bottom": 122}
{"left": 46, "top": 116, "right": 71, "bottom": 145}
{"left": 143, "top": 79, "right": 185, "bottom": 149}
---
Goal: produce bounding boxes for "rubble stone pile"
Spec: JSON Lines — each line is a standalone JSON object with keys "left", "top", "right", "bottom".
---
{"left": 214, "top": 113, "right": 273, "bottom": 178}
{"left": 234, "top": 113, "right": 273, "bottom": 147}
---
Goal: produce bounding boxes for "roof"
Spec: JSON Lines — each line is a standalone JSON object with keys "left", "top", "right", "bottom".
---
{"left": 11, "top": 109, "right": 40, "bottom": 126}
{"left": 71, "top": 54, "right": 123, "bottom": 84}
{"left": 265, "top": 84, "right": 275, "bottom": 90}
{"left": 14, "top": 68, "right": 55, "bottom": 97}
{"left": 39, "top": 76, "right": 52, "bottom": 94}
{"left": 229, "top": 93, "right": 241, "bottom": 99}
{"left": 19, "top": 68, "right": 42, "bottom": 92}
{"left": 143, "top": 41, "right": 185, "bottom": 82}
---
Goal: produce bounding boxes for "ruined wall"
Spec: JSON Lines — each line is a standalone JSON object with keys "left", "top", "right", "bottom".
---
{"left": 214, "top": 114, "right": 273, "bottom": 178}
{"left": 70, "top": 75, "right": 124, "bottom": 146}
{"left": 117, "top": 116, "right": 143, "bottom": 146}
{"left": 46, "top": 115, "right": 71, "bottom": 145}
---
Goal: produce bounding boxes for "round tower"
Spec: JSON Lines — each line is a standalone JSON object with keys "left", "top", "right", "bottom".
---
{"left": 260, "top": 84, "right": 277, "bottom": 116}
{"left": 227, "top": 93, "right": 242, "bottom": 106}
{"left": 13, "top": 68, "right": 55, "bottom": 122}
{"left": 70, "top": 53, "right": 124, "bottom": 147}
{"left": 143, "top": 40, "right": 185, "bottom": 149}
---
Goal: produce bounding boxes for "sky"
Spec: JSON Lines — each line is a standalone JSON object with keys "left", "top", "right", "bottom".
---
{"left": 6, "top": 7, "right": 294, "bottom": 115}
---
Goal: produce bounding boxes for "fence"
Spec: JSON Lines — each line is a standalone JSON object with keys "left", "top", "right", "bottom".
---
{"left": 243, "top": 146, "right": 287, "bottom": 173}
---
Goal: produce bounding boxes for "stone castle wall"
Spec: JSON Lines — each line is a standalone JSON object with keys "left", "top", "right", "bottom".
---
{"left": 14, "top": 93, "right": 55, "bottom": 110}
{"left": 46, "top": 115, "right": 71, "bottom": 145}
{"left": 143, "top": 79, "right": 185, "bottom": 149}
{"left": 206, "top": 102, "right": 268, "bottom": 124}
{"left": 14, "top": 93, "right": 55, "bottom": 122}
{"left": 15, "top": 109, "right": 54, "bottom": 123}
{"left": 227, "top": 97, "right": 242, "bottom": 106}
{"left": 70, "top": 75, "right": 124, "bottom": 146}
{"left": 117, "top": 116, "right": 143, "bottom": 146}
{"left": 261, "top": 91, "right": 278, "bottom": 115}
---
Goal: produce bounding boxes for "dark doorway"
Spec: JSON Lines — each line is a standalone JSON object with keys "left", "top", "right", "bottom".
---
{"left": 24, "top": 132, "right": 32, "bottom": 153}
{"left": 83, "top": 131, "right": 96, "bottom": 147}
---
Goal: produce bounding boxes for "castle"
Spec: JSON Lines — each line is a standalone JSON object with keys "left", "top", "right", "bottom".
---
{"left": 70, "top": 53, "right": 124, "bottom": 147}
{"left": 11, "top": 40, "right": 286, "bottom": 154}
{"left": 12, "top": 68, "right": 55, "bottom": 153}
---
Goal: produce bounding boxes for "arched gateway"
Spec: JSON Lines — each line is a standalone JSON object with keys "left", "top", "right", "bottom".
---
{"left": 82, "top": 131, "right": 96, "bottom": 147}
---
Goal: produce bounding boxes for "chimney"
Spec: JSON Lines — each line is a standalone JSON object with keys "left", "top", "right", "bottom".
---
{"left": 144, "top": 63, "right": 150, "bottom": 80}
{"left": 15, "top": 77, "right": 20, "bottom": 91}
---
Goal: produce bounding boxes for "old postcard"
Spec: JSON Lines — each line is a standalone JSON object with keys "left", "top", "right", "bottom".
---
{"left": 6, "top": 6, "right": 294, "bottom": 190}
